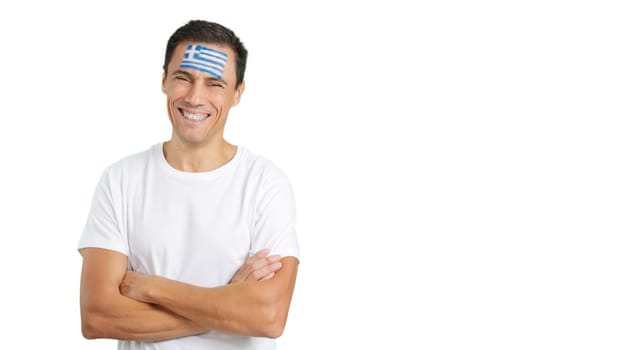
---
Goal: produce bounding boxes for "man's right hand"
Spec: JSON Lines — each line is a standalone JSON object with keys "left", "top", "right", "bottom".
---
{"left": 230, "top": 249, "right": 282, "bottom": 284}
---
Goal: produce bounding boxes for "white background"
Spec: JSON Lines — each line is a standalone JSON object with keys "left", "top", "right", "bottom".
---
{"left": 0, "top": 0, "right": 620, "bottom": 349}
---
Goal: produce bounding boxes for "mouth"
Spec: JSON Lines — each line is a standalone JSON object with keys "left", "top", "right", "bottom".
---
{"left": 179, "top": 108, "right": 210, "bottom": 122}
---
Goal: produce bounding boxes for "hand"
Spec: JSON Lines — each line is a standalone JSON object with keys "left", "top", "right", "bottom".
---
{"left": 230, "top": 249, "right": 282, "bottom": 284}
{"left": 120, "top": 270, "right": 159, "bottom": 303}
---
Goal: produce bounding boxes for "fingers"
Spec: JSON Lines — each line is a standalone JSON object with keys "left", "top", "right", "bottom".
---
{"left": 237, "top": 250, "right": 272, "bottom": 281}
{"left": 255, "top": 249, "right": 270, "bottom": 258}
{"left": 248, "top": 260, "right": 282, "bottom": 281}
{"left": 230, "top": 250, "right": 283, "bottom": 284}
{"left": 259, "top": 271, "right": 275, "bottom": 281}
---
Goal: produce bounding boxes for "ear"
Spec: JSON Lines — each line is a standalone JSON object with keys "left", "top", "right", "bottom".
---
{"left": 161, "top": 71, "right": 167, "bottom": 94}
{"left": 233, "top": 81, "right": 245, "bottom": 107}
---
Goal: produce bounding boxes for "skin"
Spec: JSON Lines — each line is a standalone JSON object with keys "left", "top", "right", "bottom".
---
{"left": 80, "top": 41, "right": 299, "bottom": 340}
{"left": 230, "top": 249, "right": 284, "bottom": 283}
{"left": 119, "top": 256, "right": 298, "bottom": 338}
{"left": 161, "top": 42, "right": 244, "bottom": 173}
{"left": 80, "top": 248, "right": 282, "bottom": 340}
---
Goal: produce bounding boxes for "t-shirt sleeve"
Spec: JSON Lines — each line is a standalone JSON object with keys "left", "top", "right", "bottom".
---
{"left": 252, "top": 175, "right": 300, "bottom": 261}
{"left": 77, "top": 168, "right": 129, "bottom": 256}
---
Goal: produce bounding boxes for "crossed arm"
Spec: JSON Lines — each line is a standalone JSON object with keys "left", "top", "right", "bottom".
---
{"left": 80, "top": 247, "right": 298, "bottom": 341}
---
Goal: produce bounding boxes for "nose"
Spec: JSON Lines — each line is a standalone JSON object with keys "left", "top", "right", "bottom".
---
{"left": 184, "top": 82, "right": 206, "bottom": 107}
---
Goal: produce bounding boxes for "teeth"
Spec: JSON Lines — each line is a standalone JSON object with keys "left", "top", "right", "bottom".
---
{"left": 183, "top": 111, "right": 208, "bottom": 121}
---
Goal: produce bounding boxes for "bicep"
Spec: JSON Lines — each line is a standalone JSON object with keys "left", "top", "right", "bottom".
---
{"left": 272, "top": 257, "right": 298, "bottom": 285}
{"left": 268, "top": 256, "right": 299, "bottom": 307}
{"left": 262, "top": 256, "right": 299, "bottom": 335}
{"left": 80, "top": 248, "right": 128, "bottom": 309}
{"left": 79, "top": 250, "right": 208, "bottom": 340}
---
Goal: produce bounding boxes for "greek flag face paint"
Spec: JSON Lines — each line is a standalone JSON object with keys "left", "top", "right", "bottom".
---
{"left": 179, "top": 44, "right": 228, "bottom": 79}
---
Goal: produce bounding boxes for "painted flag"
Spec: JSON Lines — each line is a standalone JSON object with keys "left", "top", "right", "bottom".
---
{"left": 180, "top": 44, "right": 228, "bottom": 79}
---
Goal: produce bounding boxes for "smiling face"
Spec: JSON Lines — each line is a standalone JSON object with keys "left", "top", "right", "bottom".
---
{"left": 162, "top": 42, "right": 244, "bottom": 148}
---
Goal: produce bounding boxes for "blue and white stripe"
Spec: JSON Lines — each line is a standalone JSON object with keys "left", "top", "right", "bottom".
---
{"left": 180, "top": 44, "right": 228, "bottom": 79}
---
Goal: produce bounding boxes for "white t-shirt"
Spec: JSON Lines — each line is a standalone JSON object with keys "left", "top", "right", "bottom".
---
{"left": 78, "top": 143, "right": 300, "bottom": 350}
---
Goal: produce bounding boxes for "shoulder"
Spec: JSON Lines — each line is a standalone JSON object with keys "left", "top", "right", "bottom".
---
{"left": 99, "top": 144, "right": 159, "bottom": 181}
{"left": 237, "top": 146, "right": 291, "bottom": 185}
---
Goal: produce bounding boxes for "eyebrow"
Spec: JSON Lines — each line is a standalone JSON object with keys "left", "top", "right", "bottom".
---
{"left": 172, "top": 69, "right": 228, "bottom": 86}
{"left": 172, "top": 69, "right": 193, "bottom": 78}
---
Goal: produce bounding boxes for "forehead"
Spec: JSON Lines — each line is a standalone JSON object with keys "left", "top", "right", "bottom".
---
{"left": 171, "top": 42, "right": 235, "bottom": 80}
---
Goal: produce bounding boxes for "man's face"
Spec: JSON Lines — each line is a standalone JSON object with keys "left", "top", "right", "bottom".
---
{"left": 162, "top": 42, "right": 244, "bottom": 147}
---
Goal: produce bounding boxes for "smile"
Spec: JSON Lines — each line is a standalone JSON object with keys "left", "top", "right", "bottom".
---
{"left": 180, "top": 109, "right": 210, "bottom": 121}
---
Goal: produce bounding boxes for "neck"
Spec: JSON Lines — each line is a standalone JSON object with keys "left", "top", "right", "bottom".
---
{"left": 163, "top": 138, "right": 236, "bottom": 172}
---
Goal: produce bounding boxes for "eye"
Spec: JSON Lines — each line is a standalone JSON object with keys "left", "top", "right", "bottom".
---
{"left": 175, "top": 76, "right": 191, "bottom": 82}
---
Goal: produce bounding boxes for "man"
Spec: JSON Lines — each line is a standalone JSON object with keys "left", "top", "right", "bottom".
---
{"left": 78, "top": 20, "right": 300, "bottom": 349}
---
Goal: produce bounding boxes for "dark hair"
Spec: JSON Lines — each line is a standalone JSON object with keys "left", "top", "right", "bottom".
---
{"left": 164, "top": 20, "right": 248, "bottom": 88}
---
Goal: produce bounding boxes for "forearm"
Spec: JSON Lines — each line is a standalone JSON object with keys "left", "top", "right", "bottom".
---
{"left": 122, "top": 257, "right": 298, "bottom": 338}
{"left": 79, "top": 248, "right": 208, "bottom": 341}
{"left": 147, "top": 279, "right": 279, "bottom": 337}
{"left": 81, "top": 292, "right": 208, "bottom": 341}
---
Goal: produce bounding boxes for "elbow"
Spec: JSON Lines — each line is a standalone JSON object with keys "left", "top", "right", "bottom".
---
{"left": 257, "top": 303, "right": 288, "bottom": 339}
{"left": 82, "top": 323, "right": 99, "bottom": 340}
{"left": 263, "top": 323, "right": 285, "bottom": 339}
{"left": 81, "top": 315, "right": 99, "bottom": 339}
{"left": 80, "top": 307, "right": 107, "bottom": 339}
{"left": 258, "top": 315, "right": 285, "bottom": 339}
